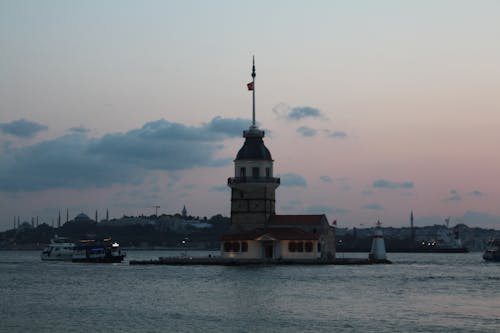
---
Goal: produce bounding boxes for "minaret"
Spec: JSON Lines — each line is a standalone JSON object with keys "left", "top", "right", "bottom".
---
{"left": 410, "top": 210, "right": 415, "bottom": 250}
{"left": 227, "top": 57, "right": 280, "bottom": 231}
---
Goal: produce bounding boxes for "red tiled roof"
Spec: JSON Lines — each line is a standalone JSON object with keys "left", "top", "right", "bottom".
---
{"left": 221, "top": 229, "right": 266, "bottom": 241}
{"left": 221, "top": 227, "right": 319, "bottom": 241}
{"left": 269, "top": 214, "right": 327, "bottom": 226}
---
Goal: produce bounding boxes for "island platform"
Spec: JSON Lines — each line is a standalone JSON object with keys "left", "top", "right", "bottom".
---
{"left": 129, "top": 256, "right": 392, "bottom": 266}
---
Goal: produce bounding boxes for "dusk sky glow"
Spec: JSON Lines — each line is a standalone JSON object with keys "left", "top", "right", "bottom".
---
{"left": 1, "top": 1, "right": 499, "bottom": 230}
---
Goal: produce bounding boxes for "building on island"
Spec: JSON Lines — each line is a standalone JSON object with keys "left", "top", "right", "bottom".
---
{"left": 221, "top": 58, "right": 336, "bottom": 260}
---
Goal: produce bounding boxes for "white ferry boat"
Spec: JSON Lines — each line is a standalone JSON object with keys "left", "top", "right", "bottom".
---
{"left": 40, "top": 236, "right": 75, "bottom": 261}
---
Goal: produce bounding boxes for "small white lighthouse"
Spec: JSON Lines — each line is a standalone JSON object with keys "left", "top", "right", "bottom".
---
{"left": 369, "top": 220, "right": 387, "bottom": 261}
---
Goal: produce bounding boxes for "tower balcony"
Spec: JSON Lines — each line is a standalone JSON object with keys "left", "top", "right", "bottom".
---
{"left": 228, "top": 177, "right": 280, "bottom": 185}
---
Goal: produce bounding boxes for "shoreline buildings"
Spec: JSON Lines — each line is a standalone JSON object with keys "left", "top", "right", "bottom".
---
{"left": 221, "top": 59, "right": 336, "bottom": 260}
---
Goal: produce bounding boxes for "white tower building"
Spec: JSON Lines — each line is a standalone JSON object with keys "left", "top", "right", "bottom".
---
{"left": 369, "top": 220, "right": 387, "bottom": 261}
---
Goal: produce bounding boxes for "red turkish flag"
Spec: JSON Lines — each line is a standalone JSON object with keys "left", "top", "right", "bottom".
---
{"left": 247, "top": 82, "right": 253, "bottom": 91}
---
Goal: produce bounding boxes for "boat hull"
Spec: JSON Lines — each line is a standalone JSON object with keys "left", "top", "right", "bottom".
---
{"left": 41, "top": 254, "right": 73, "bottom": 261}
{"left": 72, "top": 255, "right": 125, "bottom": 263}
{"left": 411, "top": 247, "right": 469, "bottom": 253}
{"left": 483, "top": 251, "right": 500, "bottom": 262}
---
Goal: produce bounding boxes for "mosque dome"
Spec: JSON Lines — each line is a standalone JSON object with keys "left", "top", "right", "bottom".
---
{"left": 74, "top": 213, "right": 91, "bottom": 222}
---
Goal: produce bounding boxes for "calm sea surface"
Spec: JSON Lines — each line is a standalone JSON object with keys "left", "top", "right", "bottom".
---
{"left": 0, "top": 250, "right": 498, "bottom": 333}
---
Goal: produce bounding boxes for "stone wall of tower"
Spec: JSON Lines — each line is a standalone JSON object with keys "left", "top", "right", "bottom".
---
{"left": 229, "top": 182, "right": 279, "bottom": 231}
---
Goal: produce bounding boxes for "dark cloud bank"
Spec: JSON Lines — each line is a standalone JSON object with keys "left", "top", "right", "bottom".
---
{"left": 373, "top": 179, "right": 414, "bottom": 190}
{"left": 0, "top": 119, "right": 48, "bottom": 138}
{"left": 0, "top": 117, "right": 249, "bottom": 191}
{"left": 280, "top": 173, "right": 307, "bottom": 188}
{"left": 273, "top": 104, "right": 324, "bottom": 121}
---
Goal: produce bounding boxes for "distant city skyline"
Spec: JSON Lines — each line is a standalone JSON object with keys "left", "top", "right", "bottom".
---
{"left": 1, "top": 1, "right": 500, "bottom": 230}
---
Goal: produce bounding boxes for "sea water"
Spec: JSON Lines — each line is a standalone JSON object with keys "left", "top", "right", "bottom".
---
{"left": 0, "top": 251, "right": 498, "bottom": 333}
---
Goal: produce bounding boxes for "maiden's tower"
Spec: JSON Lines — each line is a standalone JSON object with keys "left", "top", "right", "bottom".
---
{"left": 221, "top": 58, "right": 336, "bottom": 260}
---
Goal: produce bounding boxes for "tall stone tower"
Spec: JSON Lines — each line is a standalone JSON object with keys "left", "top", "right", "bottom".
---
{"left": 227, "top": 58, "right": 280, "bottom": 231}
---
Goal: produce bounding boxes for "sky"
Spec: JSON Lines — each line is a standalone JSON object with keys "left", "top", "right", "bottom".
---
{"left": 1, "top": 0, "right": 499, "bottom": 230}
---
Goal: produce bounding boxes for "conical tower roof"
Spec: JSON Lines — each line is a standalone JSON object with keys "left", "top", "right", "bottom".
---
{"left": 236, "top": 130, "right": 272, "bottom": 161}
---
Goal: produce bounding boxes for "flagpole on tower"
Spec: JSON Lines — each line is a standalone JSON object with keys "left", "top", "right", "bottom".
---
{"left": 252, "top": 55, "right": 256, "bottom": 128}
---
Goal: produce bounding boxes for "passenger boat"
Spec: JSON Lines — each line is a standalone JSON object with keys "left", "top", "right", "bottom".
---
{"left": 483, "top": 239, "right": 500, "bottom": 262}
{"left": 40, "top": 236, "right": 75, "bottom": 261}
{"left": 72, "top": 238, "right": 126, "bottom": 263}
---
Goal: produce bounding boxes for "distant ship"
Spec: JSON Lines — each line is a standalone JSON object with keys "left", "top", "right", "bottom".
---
{"left": 406, "top": 215, "right": 468, "bottom": 253}
{"left": 483, "top": 240, "right": 500, "bottom": 262}
{"left": 411, "top": 227, "right": 468, "bottom": 253}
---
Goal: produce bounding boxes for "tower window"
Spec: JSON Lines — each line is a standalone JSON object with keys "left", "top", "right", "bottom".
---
{"left": 240, "top": 167, "right": 246, "bottom": 177}
{"left": 252, "top": 167, "right": 259, "bottom": 177}
{"left": 266, "top": 168, "right": 270, "bottom": 177}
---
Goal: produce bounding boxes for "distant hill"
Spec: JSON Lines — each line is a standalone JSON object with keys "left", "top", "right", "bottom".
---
{"left": 0, "top": 214, "right": 230, "bottom": 250}
{"left": 2, "top": 215, "right": 499, "bottom": 252}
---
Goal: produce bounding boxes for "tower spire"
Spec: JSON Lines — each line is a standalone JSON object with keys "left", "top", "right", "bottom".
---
{"left": 251, "top": 56, "right": 256, "bottom": 127}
